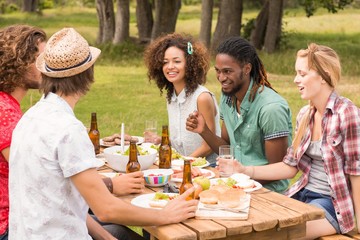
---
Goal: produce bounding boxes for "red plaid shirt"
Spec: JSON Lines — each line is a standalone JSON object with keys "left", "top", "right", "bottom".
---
{"left": 283, "top": 91, "right": 360, "bottom": 233}
{"left": 0, "top": 92, "right": 22, "bottom": 235}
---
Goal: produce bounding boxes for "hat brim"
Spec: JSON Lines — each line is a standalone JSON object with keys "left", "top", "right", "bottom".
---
{"left": 36, "top": 47, "right": 101, "bottom": 78}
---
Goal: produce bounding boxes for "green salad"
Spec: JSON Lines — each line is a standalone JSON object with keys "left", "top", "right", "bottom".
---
{"left": 116, "top": 146, "right": 150, "bottom": 156}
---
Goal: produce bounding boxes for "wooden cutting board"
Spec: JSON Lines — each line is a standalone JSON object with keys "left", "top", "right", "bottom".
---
{"left": 195, "top": 194, "right": 250, "bottom": 220}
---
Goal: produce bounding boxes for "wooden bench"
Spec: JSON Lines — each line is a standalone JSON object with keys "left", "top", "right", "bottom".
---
{"left": 317, "top": 230, "right": 360, "bottom": 240}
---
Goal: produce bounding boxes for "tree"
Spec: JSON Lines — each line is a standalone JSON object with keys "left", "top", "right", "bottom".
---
{"left": 151, "top": 0, "right": 181, "bottom": 41}
{"left": 23, "top": 0, "right": 37, "bottom": 12}
{"left": 113, "top": 0, "right": 129, "bottom": 44}
{"left": 199, "top": 0, "right": 213, "bottom": 49}
{"left": 95, "top": 0, "right": 115, "bottom": 44}
{"left": 211, "top": 0, "right": 243, "bottom": 52}
{"left": 136, "top": 0, "right": 153, "bottom": 43}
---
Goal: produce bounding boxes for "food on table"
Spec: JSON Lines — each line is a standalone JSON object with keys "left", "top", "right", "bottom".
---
{"left": 193, "top": 176, "right": 211, "bottom": 199}
{"left": 149, "top": 192, "right": 178, "bottom": 208}
{"left": 199, "top": 189, "right": 220, "bottom": 204}
{"left": 171, "top": 167, "right": 212, "bottom": 179}
{"left": 102, "top": 133, "right": 139, "bottom": 146}
{"left": 190, "top": 157, "right": 207, "bottom": 166}
{"left": 115, "top": 145, "right": 150, "bottom": 156}
{"left": 215, "top": 178, "right": 237, "bottom": 187}
{"left": 218, "top": 188, "right": 246, "bottom": 208}
{"left": 209, "top": 185, "right": 231, "bottom": 195}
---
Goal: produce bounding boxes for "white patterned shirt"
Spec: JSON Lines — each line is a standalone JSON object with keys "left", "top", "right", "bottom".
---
{"left": 168, "top": 85, "right": 221, "bottom": 164}
{"left": 9, "top": 93, "right": 100, "bottom": 239}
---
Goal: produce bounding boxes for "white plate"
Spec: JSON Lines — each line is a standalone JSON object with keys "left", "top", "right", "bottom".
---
{"left": 210, "top": 178, "right": 262, "bottom": 193}
{"left": 99, "top": 172, "right": 122, "bottom": 178}
{"left": 100, "top": 136, "right": 144, "bottom": 147}
{"left": 131, "top": 193, "right": 179, "bottom": 209}
{"left": 171, "top": 169, "right": 215, "bottom": 183}
{"left": 171, "top": 158, "right": 210, "bottom": 170}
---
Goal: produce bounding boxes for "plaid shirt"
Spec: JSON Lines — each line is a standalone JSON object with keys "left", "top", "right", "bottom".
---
{"left": 283, "top": 91, "right": 360, "bottom": 233}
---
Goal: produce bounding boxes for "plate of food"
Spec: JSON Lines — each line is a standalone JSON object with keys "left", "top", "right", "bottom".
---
{"left": 131, "top": 192, "right": 179, "bottom": 209}
{"left": 171, "top": 157, "right": 210, "bottom": 170}
{"left": 210, "top": 173, "right": 262, "bottom": 193}
{"left": 171, "top": 168, "right": 215, "bottom": 183}
{"left": 100, "top": 134, "right": 144, "bottom": 147}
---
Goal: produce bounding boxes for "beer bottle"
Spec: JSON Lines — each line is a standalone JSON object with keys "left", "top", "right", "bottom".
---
{"left": 126, "top": 140, "right": 141, "bottom": 173}
{"left": 158, "top": 125, "right": 172, "bottom": 169}
{"left": 88, "top": 112, "right": 100, "bottom": 155}
{"left": 179, "top": 159, "right": 194, "bottom": 200}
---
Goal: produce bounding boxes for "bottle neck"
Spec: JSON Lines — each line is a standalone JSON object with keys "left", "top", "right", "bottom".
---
{"left": 90, "top": 114, "right": 98, "bottom": 130}
{"left": 182, "top": 160, "right": 192, "bottom": 183}
{"left": 129, "top": 142, "right": 138, "bottom": 162}
{"left": 161, "top": 126, "right": 170, "bottom": 145}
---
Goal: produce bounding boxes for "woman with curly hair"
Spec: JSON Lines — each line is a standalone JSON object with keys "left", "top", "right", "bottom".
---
{"left": 0, "top": 24, "right": 46, "bottom": 240}
{"left": 144, "top": 32, "right": 220, "bottom": 165}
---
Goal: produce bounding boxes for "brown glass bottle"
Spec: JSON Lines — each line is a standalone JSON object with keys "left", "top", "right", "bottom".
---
{"left": 158, "top": 125, "right": 172, "bottom": 169}
{"left": 179, "top": 159, "right": 194, "bottom": 200}
{"left": 126, "top": 140, "right": 141, "bottom": 173}
{"left": 88, "top": 112, "right": 100, "bottom": 155}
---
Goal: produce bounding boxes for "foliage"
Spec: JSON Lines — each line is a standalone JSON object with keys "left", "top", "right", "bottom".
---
{"left": 39, "top": 0, "right": 54, "bottom": 10}
{"left": 299, "top": 0, "right": 354, "bottom": 17}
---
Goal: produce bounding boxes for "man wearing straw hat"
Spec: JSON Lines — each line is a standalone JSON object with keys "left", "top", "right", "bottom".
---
{"left": 8, "top": 28, "right": 197, "bottom": 239}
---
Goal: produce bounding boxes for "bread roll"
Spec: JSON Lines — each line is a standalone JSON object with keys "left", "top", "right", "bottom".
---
{"left": 218, "top": 188, "right": 246, "bottom": 208}
{"left": 199, "top": 189, "right": 220, "bottom": 204}
{"left": 210, "top": 184, "right": 231, "bottom": 194}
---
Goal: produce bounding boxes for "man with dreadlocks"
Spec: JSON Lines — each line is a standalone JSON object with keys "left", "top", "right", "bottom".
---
{"left": 186, "top": 36, "right": 292, "bottom": 193}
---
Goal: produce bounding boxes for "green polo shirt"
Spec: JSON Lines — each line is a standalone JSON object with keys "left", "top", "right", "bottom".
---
{"left": 220, "top": 80, "right": 292, "bottom": 193}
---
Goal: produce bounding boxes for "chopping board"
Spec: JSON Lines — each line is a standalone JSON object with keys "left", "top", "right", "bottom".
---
{"left": 195, "top": 194, "right": 251, "bottom": 220}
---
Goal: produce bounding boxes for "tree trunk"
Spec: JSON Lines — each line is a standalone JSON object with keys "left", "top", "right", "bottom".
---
{"left": 95, "top": 0, "right": 115, "bottom": 44}
{"left": 23, "top": 0, "right": 37, "bottom": 12}
{"left": 250, "top": 0, "right": 269, "bottom": 50}
{"left": 199, "top": 0, "right": 213, "bottom": 48}
{"left": 211, "top": 0, "right": 243, "bottom": 52}
{"left": 264, "top": 0, "right": 283, "bottom": 53}
{"left": 151, "top": 0, "right": 181, "bottom": 41}
{"left": 136, "top": 0, "right": 153, "bottom": 44}
{"left": 113, "top": 0, "right": 130, "bottom": 44}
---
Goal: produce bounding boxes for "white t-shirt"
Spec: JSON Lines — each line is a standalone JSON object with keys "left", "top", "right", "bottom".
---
{"left": 167, "top": 85, "right": 220, "bottom": 164}
{"left": 9, "top": 93, "right": 100, "bottom": 239}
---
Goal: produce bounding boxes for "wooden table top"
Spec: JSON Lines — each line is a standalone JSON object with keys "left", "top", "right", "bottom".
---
{"left": 97, "top": 162, "right": 325, "bottom": 240}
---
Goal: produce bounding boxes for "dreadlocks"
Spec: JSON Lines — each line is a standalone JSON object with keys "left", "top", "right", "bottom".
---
{"left": 216, "top": 37, "right": 274, "bottom": 102}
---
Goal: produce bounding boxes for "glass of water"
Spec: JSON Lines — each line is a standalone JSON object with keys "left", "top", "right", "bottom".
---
{"left": 218, "top": 145, "right": 234, "bottom": 177}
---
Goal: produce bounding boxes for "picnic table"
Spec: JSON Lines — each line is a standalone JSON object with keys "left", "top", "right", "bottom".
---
{"left": 97, "top": 159, "right": 325, "bottom": 240}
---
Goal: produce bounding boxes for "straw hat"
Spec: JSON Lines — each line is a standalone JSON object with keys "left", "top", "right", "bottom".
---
{"left": 36, "top": 28, "right": 101, "bottom": 78}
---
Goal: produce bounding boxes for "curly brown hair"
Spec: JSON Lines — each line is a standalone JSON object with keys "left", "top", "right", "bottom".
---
{"left": 0, "top": 24, "right": 46, "bottom": 93}
{"left": 144, "top": 32, "right": 210, "bottom": 103}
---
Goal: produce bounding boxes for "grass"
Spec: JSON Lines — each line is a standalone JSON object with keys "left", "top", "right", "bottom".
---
{"left": 1, "top": 5, "right": 358, "bottom": 136}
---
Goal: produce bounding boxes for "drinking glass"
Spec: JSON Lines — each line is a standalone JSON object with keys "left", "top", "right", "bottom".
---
{"left": 144, "top": 120, "right": 157, "bottom": 143}
{"left": 218, "top": 145, "right": 234, "bottom": 177}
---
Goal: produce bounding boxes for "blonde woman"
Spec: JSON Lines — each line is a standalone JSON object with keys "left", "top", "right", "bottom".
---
{"left": 220, "top": 43, "right": 360, "bottom": 239}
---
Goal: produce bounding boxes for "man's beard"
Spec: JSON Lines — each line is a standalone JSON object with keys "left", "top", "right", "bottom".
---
{"left": 221, "top": 72, "right": 244, "bottom": 97}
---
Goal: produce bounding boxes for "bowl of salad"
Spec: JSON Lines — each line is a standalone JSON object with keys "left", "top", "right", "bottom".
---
{"left": 104, "top": 144, "right": 157, "bottom": 172}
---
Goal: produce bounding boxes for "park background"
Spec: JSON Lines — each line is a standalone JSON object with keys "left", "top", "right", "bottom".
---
{"left": 1, "top": 0, "right": 359, "bottom": 138}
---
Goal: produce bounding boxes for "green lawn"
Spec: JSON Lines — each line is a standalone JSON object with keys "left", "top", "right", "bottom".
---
{"left": 2, "top": 6, "right": 358, "bottom": 137}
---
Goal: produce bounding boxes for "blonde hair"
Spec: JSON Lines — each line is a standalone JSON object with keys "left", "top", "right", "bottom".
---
{"left": 292, "top": 43, "right": 341, "bottom": 155}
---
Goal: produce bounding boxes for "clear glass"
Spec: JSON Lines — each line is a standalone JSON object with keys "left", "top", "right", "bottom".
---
{"left": 144, "top": 120, "right": 157, "bottom": 143}
{"left": 218, "top": 145, "right": 234, "bottom": 177}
